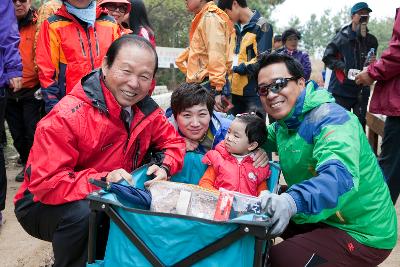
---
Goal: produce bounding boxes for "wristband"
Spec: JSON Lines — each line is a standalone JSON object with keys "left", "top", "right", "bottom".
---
{"left": 160, "top": 165, "right": 170, "bottom": 178}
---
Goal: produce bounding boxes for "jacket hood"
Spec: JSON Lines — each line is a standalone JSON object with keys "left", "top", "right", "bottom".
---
{"left": 280, "top": 80, "right": 335, "bottom": 130}
{"left": 214, "top": 141, "right": 254, "bottom": 163}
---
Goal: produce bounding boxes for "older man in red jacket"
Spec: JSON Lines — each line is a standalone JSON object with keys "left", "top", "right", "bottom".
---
{"left": 356, "top": 7, "right": 400, "bottom": 204}
{"left": 15, "top": 35, "right": 186, "bottom": 267}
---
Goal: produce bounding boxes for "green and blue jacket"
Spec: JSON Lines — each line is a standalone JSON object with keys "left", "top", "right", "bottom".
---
{"left": 264, "top": 81, "right": 397, "bottom": 249}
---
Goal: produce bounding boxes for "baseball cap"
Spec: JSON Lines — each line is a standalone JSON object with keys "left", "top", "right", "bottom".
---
{"left": 351, "top": 2, "right": 372, "bottom": 15}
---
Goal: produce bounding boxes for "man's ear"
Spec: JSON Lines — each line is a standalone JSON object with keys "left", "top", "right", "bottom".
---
{"left": 297, "top": 77, "right": 306, "bottom": 88}
{"left": 248, "top": 141, "right": 259, "bottom": 152}
{"left": 101, "top": 57, "right": 108, "bottom": 76}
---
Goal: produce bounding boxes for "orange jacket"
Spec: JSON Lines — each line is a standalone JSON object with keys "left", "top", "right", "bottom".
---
{"left": 177, "top": 2, "right": 233, "bottom": 91}
{"left": 36, "top": 5, "right": 120, "bottom": 112}
{"left": 19, "top": 9, "right": 39, "bottom": 89}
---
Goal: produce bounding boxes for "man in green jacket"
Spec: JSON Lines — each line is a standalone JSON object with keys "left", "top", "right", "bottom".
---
{"left": 257, "top": 53, "right": 397, "bottom": 266}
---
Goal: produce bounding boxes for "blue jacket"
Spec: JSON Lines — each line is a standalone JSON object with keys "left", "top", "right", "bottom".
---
{"left": 322, "top": 23, "right": 378, "bottom": 98}
{"left": 276, "top": 47, "right": 311, "bottom": 80}
{"left": 0, "top": 0, "right": 22, "bottom": 88}
{"left": 232, "top": 10, "right": 273, "bottom": 96}
{"left": 166, "top": 108, "right": 232, "bottom": 154}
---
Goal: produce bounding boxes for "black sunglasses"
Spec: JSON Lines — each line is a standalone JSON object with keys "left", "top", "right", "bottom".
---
{"left": 13, "top": 0, "right": 28, "bottom": 3}
{"left": 257, "top": 77, "right": 297, "bottom": 96}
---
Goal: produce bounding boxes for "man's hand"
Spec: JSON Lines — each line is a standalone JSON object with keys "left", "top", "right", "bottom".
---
{"left": 185, "top": 137, "right": 199, "bottom": 151}
{"left": 9, "top": 77, "right": 22, "bottom": 92}
{"left": 144, "top": 164, "right": 168, "bottom": 187}
{"left": 106, "top": 168, "right": 133, "bottom": 185}
{"left": 259, "top": 191, "right": 297, "bottom": 237}
{"left": 355, "top": 69, "right": 374, "bottom": 86}
{"left": 252, "top": 148, "right": 269, "bottom": 168}
{"left": 214, "top": 94, "right": 224, "bottom": 112}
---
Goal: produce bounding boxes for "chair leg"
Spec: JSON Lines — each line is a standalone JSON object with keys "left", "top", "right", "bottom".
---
{"left": 87, "top": 210, "right": 98, "bottom": 264}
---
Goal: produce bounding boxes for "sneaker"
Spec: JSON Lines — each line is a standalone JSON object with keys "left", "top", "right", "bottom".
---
{"left": 0, "top": 211, "right": 5, "bottom": 226}
{"left": 15, "top": 168, "right": 25, "bottom": 182}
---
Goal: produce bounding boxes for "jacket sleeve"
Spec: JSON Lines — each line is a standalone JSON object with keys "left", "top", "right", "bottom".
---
{"left": 233, "top": 22, "right": 273, "bottom": 76}
{"left": 199, "top": 166, "right": 218, "bottom": 191}
{"left": 150, "top": 112, "right": 186, "bottom": 175}
{"left": 203, "top": 14, "right": 228, "bottom": 91}
{"left": 27, "top": 111, "right": 109, "bottom": 205}
{"left": 175, "top": 47, "right": 189, "bottom": 74}
{"left": 286, "top": 109, "right": 361, "bottom": 224}
{"left": 36, "top": 20, "right": 61, "bottom": 112}
{"left": 0, "top": 0, "right": 22, "bottom": 82}
{"left": 322, "top": 34, "right": 346, "bottom": 71}
{"left": 368, "top": 11, "right": 400, "bottom": 81}
{"left": 301, "top": 52, "right": 312, "bottom": 80}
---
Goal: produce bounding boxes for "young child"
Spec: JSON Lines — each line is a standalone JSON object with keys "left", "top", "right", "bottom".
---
{"left": 199, "top": 113, "right": 270, "bottom": 196}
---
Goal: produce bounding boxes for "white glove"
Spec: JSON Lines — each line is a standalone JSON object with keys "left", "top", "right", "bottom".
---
{"left": 259, "top": 191, "right": 297, "bottom": 237}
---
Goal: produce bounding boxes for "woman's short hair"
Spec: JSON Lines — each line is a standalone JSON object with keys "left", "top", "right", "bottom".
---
{"left": 170, "top": 83, "right": 215, "bottom": 118}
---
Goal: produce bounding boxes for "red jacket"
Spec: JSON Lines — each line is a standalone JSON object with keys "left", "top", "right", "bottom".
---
{"left": 368, "top": 8, "right": 400, "bottom": 116}
{"left": 14, "top": 69, "right": 185, "bottom": 205}
{"left": 201, "top": 142, "right": 270, "bottom": 196}
{"left": 36, "top": 5, "right": 120, "bottom": 112}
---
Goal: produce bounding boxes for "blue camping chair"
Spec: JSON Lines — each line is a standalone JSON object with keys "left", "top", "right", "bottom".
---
{"left": 87, "top": 155, "right": 281, "bottom": 267}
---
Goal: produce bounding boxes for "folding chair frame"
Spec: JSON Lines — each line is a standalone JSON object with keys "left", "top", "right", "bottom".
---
{"left": 87, "top": 196, "right": 272, "bottom": 267}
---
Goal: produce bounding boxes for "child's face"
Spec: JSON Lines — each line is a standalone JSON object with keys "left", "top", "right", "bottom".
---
{"left": 185, "top": 0, "right": 206, "bottom": 14}
{"left": 225, "top": 119, "right": 255, "bottom": 155}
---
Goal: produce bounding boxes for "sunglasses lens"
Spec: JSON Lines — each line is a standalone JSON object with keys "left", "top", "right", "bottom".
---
{"left": 257, "top": 85, "right": 268, "bottom": 96}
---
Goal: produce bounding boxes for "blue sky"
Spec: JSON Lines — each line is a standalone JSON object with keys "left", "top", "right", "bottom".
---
{"left": 271, "top": 0, "right": 398, "bottom": 28}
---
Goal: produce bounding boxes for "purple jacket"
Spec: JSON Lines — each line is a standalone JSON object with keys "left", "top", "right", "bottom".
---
{"left": 276, "top": 47, "right": 312, "bottom": 80}
{"left": 0, "top": 0, "right": 22, "bottom": 88}
{"left": 368, "top": 8, "right": 400, "bottom": 116}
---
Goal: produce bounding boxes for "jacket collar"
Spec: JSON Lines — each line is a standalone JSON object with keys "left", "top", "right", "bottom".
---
{"left": 278, "top": 80, "right": 334, "bottom": 131}
{"left": 215, "top": 141, "right": 254, "bottom": 163}
{"left": 239, "top": 10, "right": 260, "bottom": 31}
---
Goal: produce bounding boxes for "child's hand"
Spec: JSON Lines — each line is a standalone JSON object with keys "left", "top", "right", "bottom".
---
{"left": 252, "top": 148, "right": 269, "bottom": 168}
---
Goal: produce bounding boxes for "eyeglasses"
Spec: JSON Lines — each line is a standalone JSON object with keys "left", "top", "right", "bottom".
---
{"left": 12, "top": 0, "right": 28, "bottom": 3}
{"left": 103, "top": 4, "right": 128, "bottom": 14}
{"left": 257, "top": 77, "right": 297, "bottom": 96}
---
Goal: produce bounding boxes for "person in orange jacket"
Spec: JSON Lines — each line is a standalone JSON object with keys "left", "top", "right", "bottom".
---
{"left": 177, "top": 0, "right": 234, "bottom": 112}
{"left": 36, "top": 0, "right": 120, "bottom": 113}
{"left": 199, "top": 113, "right": 270, "bottom": 196}
{"left": 9, "top": 0, "right": 42, "bottom": 183}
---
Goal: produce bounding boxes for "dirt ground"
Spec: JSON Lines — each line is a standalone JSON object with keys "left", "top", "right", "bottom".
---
{"left": 0, "top": 159, "right": 399, "bottom": 266}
